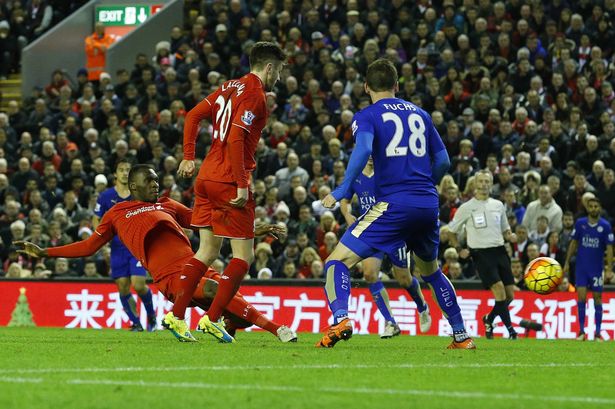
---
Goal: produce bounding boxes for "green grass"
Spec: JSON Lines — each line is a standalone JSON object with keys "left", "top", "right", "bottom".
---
{"left": 0, "top": 327, "right": 613, "bottom": 409}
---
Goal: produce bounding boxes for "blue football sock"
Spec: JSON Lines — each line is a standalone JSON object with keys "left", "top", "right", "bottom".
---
{"left": 369, "top": 281, "right": 395, "bottom": 323}
{"left": 595, "top": 304, "right": 603, "bottom": 335}
{"left": 139, "top": 288, "right": 155, "bottom": 317}
{"left": 577, "top": 301, "right": 586, "bottom": 333}
{"left": 119, "top": 293, "right": 140, "bottom": 325}
{"left": 422, "top": 269, "right": 465, "bottom": 333}
{"left": 324, "top": 260, "right": 351, "bottom": 324}
{"left": 406, "top": 276, "right": 427, "bottom": 313}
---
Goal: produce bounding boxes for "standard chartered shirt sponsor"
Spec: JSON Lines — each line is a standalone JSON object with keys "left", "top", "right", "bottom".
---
{"left": 448, "top": 197, "right": 510, "bottom": 249}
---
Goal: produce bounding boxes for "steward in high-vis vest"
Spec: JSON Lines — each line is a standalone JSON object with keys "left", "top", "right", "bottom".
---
{"left": 85, "top": 22, "right": 115, "bottom": 81}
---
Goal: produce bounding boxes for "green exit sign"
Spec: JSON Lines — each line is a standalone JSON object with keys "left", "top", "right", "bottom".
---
{"left": 96, "top": 5, "right": 161, "bottom": 26}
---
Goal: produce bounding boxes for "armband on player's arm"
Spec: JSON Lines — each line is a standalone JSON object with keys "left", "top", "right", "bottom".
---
{"left": 228, "top": 124, "right": 249, "bottom": 188}
{"left": 431, "top": 149, "right": 451, "bottom": 185}
{"left": 183, "top": 98, "right": 213, "bottom": 160}
{"left": 331, "top": 131, "right": 374, "bottom": 201}
{"left": 47, "top": 231, "right": 111, "bottom": 258}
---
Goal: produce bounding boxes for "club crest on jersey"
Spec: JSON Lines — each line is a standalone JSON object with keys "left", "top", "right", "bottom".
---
{"left": 598, "top": 226, "right": 604, "bottom": 233}
{"left": 351, "top": 120, "right": 358, "bottom": 135}
{"left": 241, "top": 110, "right": 255, "bottom": 126}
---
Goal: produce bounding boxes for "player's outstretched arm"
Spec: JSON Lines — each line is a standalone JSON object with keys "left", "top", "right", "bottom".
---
{"left": 15, "top": 230, "right": 111, "bottom": 259}
{"left": 13, "top": 241, "right": 47, "bottom": 258}
{"left": 324, "top": 131, "right": 374, "bottom": 209}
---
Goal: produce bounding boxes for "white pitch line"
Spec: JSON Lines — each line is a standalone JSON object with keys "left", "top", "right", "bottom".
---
{"left": 0, "top": 362, "right": 607, "bottom": 375}
{"left": 1, "top": 376, "right": 613, "bottom": 405}
{"left": 0, "top": 376, "right": 42, "bottom": 384}
{"left": 58, "top": 379, "right": 615, "bottom": 406}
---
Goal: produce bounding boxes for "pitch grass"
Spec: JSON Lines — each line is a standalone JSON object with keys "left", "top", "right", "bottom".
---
{"left": 0, "top": 328, "right": 613, "bottom": 409}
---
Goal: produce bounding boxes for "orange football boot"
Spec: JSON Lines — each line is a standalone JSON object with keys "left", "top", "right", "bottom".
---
{"left": 315, "top": 318, "right": 353, "bottom": 348}
{"left": 447, "top": 337, "right": 477, "bottom": 350}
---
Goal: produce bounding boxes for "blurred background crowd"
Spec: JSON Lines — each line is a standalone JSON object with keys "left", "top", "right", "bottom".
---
{"left": 1, "top": 0, "right": 615, "bottom": 289}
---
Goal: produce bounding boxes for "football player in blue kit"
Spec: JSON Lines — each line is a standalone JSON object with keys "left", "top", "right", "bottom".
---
{"left": 340, "top": 156, "right": 431, "bottom": 338}
{"left": 93, "top": 159, "right": 157, "bottom": 331}
{"left": 318, "top": 59, "right": 475, "bottom": 349}
{"left": 564, "top": 198, "right": 614, "bottom": 341}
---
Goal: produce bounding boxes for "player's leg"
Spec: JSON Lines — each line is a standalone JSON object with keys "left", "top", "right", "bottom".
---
{"left": 205, "top": 236, "right": 253, "bottom": 322}
{"left": 591, "top": 276, "right": 604, "bottom": 341}
{"left": 129, "top": 258, "right": 156, "bottom": 331}
{"left": 394, "top": 255, "right": 431, "bottom": 332}
{"left": 364, "top": 255, "right": 399, "bottom": 337}
{"left": 155, "top": 267, "right": 197, "bottom": 342}
{"left": 576, "top": 271, "right": 589, "bottom": 340}
{"left": 408, "top": 207, "right": 474, "bottom": 349}
{"left": 193, "top": 273, "right": 297, "bottom": 342}
{"left": 112, "top": 256, "right": 142, "bottom": 330}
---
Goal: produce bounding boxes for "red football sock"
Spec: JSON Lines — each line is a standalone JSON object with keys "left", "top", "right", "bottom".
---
{"left": 172, "top": 258, "right": 206, "bottom": 320}
{"left": 225, "top": 293, "right": 281, "bottom": 335}
{"left": 207, "top": 258, "right": 248, "bottom": 321}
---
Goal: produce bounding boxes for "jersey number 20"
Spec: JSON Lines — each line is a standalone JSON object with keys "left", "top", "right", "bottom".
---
{"left": 213, "top": 95, "right": 232, "bottom": 142}
{"left": 382, "top": 112, "right": 426, "bottom": 158}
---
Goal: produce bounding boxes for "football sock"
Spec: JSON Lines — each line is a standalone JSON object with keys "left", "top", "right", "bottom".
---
{"left": 119, "top": 293, "right": 140, "bottom": 325}
{"left": 406, "top": 276, "right": 427, "bottom": 313}
{"left": 369, "top": 281, "right": 395, "bottom": 323}
{"left": 487, "top": 304, "right": 498, "bottom": 324}
{"left": 225, "top": 293, "right": 280, "bottom": 335}
{"left": 422, "top": 269, "right": 464, "bottom": 332}
{"left": 324, "top": 260, "right": 351, "bottom": 324}
{"left": 577, "top": 301, "right": 586, "bottom": 333}
{"left": 595, "top": 304, "right": 603, "bottom": 335}
{"left": 207, "top": 258, "right": 249, "bottom": 322}
{"left": 172, "top": 258, "right": 206, "bottom": 320}
{"left": 138, "top": 288, "right": 155, "bottom": 318}
{"left": 495, "top": 300, "right": 513, "bottom": 329}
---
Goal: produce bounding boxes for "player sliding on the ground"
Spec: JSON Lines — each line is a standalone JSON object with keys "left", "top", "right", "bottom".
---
{"left": 340, "top": 156, "right": 431, "bottom": 338}
{"left": 14, "top": 165, "right": 297, "bottom": 343}
{"left": 319, "top": 59, "right": 475, "bottom": 349}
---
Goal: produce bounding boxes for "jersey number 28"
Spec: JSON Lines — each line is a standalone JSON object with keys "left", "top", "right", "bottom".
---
{"left": 382, "top": 112, "right": 426, "bottom": 158}
{"left": 213, "top": 95, "right": 232, "bottom": 142}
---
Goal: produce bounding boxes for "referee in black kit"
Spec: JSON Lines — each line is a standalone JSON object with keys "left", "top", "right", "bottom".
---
{"left": 445, "top": 170, "right": 527, "bottom": 339}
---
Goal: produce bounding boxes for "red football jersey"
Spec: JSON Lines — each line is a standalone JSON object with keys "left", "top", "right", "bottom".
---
{"left": 47, "top": 197, "right": 194, "bottom": 278}
{"left": 183, "top": 73, "right": 267, "bottom": 188}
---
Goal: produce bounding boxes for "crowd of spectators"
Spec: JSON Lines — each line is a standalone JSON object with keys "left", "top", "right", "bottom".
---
{"left": 1, "top": 0, "right": 615, "bottom": 289}
{"left": 0, "top": 1, "right": 87, "bottom": 79}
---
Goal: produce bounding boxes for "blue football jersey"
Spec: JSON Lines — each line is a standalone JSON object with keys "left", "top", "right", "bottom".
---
{"left": 351, "top": 98, "right": 445, "bottom": 207}
{"left": 95, "top": 187, "right": 132, "bottom": 251}
{"left": 572, "top": 217, "right": 614, "bottom": 274}
{"left": 343, "top": 172, "right": 377, "bottom": 216}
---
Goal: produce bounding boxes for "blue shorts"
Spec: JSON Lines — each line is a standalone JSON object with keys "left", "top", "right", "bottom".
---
{"left": 110, "top": 248, "right": 147, "bottom": 280}
{"left": 575, "top": 270, "right": 604, "bottom": 292}
{"left": 340, "top": 202, "right": 439, "bottom": 268}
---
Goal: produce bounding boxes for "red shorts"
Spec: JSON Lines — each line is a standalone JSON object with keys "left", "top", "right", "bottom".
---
{"left": 154, "top": 258, "right": 221, "bottom": 308}
{"left": 191, "top": 179, "right": 255, "bottom": 239}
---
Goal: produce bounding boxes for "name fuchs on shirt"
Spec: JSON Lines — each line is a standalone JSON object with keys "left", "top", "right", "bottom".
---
{"left": 125, "top": 204, "right": 163, "bottom": 219}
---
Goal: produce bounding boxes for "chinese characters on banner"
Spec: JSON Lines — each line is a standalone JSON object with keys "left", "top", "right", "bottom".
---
{"left": 1, "top": 281, "right": 613, "bottom": 340}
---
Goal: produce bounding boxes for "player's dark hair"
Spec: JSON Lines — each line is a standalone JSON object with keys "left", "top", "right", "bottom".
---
{"left": 249, "top": 42, "right": 286, "bottom": 70}
{"left": 366, "top": 59, "right": 398, "bottom": 92}
{"left": 115, "top": 158, "right": 133, "bottom": 172}
{"left": 128, "top": 164, "right": 155, "bottom": 184}
{"left": 587, "top": 197, "right": 601, "bottom": 206}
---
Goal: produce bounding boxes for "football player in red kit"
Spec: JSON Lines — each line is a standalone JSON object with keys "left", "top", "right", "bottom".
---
{"left": 178, "top": 42, "right": 286, "bottom": 341}
{"left": 15, "top": 165, "right": 296, "bottom": 343}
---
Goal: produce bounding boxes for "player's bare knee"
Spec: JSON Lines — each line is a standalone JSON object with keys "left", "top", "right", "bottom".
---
{"left": 116, "top": 279, "right": 131, "bottom": 294}
{"left": 393, "top": 267, "right": 411, "bottom": 287}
